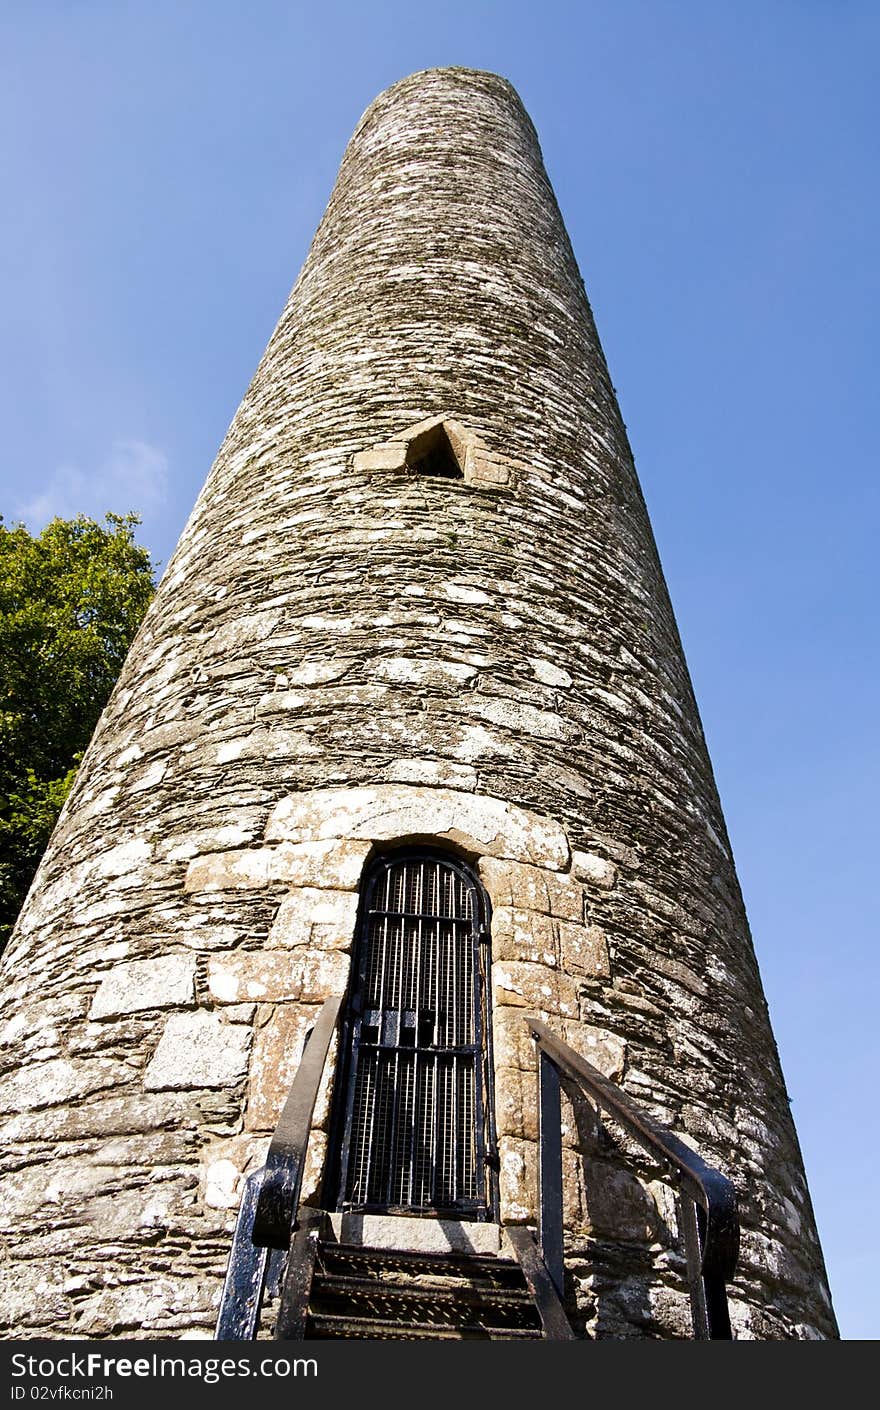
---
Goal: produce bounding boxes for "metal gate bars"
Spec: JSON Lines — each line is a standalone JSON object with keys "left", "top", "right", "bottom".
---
{"left": 332, "top": 850, "right": 496, "bottom": 1218}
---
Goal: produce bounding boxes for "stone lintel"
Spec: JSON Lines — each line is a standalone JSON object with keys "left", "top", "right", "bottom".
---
{"left": 353, "top": 443, "right": 408, "bottom": 472}
{"left": 265, "top": 785, "right": 570, "bottom": 871}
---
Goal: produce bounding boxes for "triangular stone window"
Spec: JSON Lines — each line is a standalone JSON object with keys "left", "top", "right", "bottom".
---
{"left": 405, "top": 423, "right": 464, "bottom": 479}
{"left": 352, "top": 415, "right": 517, "bottom": 490}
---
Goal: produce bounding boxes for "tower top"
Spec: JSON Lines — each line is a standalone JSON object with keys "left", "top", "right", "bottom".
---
{"left": 348, "top": 67, "right": 542, "bottom": 169}
{"left": 355, "top": 65, "right": 526, "bottom": 110}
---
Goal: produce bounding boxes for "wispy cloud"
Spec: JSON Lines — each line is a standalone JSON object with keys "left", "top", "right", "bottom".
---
{"left": 17, "top": 439, "right": 169, "bottom": 529}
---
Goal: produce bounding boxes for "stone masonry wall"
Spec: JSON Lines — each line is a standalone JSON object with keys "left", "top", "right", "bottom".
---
{"left": 0, "top": 68, "right": 836, "bottom": 1339}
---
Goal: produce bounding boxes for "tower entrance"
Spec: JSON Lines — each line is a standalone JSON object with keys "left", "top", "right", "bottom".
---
{"left": 329, "top": 849, "right": 496, "bottom": 1220}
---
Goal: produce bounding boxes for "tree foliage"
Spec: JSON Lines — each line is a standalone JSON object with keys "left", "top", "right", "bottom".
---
{"left": 0, "top": 513, "right": 156, "bottom": 950}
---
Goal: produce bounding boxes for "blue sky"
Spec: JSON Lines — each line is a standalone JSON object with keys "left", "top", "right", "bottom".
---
{"left": 2, "top": 1, "right": 877, "bottom": 1338}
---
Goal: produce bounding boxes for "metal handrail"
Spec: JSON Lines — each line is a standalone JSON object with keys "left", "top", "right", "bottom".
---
{"left": 215, "top": 993, "right": 344, "bottom": 1339}
{"left": 526, "top": 1017, "right": 739, "bottom": 1340}
{"left": 253, "top": 994, "right": 343, "bottom": 1247}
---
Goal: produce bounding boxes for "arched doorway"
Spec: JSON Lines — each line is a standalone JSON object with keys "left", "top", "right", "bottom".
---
{"left": 327, "top": 847, "right": 497, "bottom": 1220}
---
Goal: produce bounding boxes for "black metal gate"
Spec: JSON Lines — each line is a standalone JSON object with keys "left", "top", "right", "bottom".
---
{"left": 330, "top": 849, "right": 496, "bottom": 1219}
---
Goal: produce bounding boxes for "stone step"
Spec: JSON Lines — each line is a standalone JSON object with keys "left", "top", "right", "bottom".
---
{"left": 326, "top": 1211, "right": 508, "bottom": 1256}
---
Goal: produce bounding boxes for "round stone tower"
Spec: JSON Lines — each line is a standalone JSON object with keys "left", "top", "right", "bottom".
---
{"left": 0, "top": 68, "right": 835, "bottom": 1340}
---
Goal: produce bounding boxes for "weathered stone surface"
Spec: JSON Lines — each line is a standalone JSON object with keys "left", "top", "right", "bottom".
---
{"left": 479, "top": 857, "right": 584, "bottom": 920}
{"left": 529, "top": 657, "right": 572, "bottom": 689}
{"left": 0, "top": 1090, "right": 207, "bottom": 1144}
{"left": 183, "top": 848, "right": 271, "bottom": 891}
{"left": 89, "top": 955, "right": 196, "bottom": 1019}
{"left": 491, "top": 907, "right": 609, "bottom": 980}
{"left": 380, "top": 758, "right": 478, "bottom": 790}
{"left": 562, "top": 1021, "right": 627, "bottom": 1082}
{"left": 184, "top": 839, "right": 371, "bottom": 893}
{"left": 299, "top": 1129, "right": 329, "bottom": 1206}
{"left": 0, "top": 1160, "right": 194, "bottom": 1240}
{"left": 71, "top": 1276, "right": 213, "bottom": 1335}
{"left": 559, "top": 922, "right": 610, "bottom": 979}
{"left": 579, "top": 1159, "right": 661, "bottom": 1241}
{"left": 494, "top": 1066, "right": 538, "bottom": 1142}
{"left": 441, "top": 581, "right": 491, "bottom": 606}
{"left": 469, "top": 454, "right": 512, "bottom": 488}
{"left": 374, "top": 657, "right": 477, "bottom": 688}
{"left": 163, "top": 816, "right": 262, "bottom": 862}
{"left": 129, "top": 760, "right": 168, "bottom": 793}
{"left": 492, "top": 1007, "right": 540, "bottom": 1073}
{"left": 572, "top": 850, "right": 618, "bottom": 889}
{"left": 255, "top": 690, "right": 308, "bottom": 714}
{"left": 491, "top": 907, "right": 559, "bottom": 966}
{"left": 353, "top": 442, "right": 408, "bottom": 472}
{"left": 492, "top": 960, "right": 579, "bottom": 1017}
{"left": 270, "top": 841, "right": 371, "bottom": 889}
{"left": 284, "top": 658, "right": 354, "bottom": 687}
{"left": 144, "top": 1011, "right": 252, "bottom": 1090}
{"left": 201, "top": 1133, "right": 269, "bottom": 1209}
{"left": 461, "top": 694, "right": 576, "bottom": 743}
{"left": 203, "top": 1157, "right": 241, "bottom": 1210}
{"left": 0, "top": 1057, "right": 131, "bottom": 1114}
{"left": 178, "top": 923, "right": 242, "bottom": 951}
{"left": 497, "top": 1135, "right": 536, "bottom": 1224}
{"left": 223, "top": 1003, "right": 257, "bottom": 1024}
{"left": 245, "top": 1003, "right": 321, "bottom": 1130}
{"left": 207, "top": 950, "right": 350, "bottom": 1004}
{"left": 0, "top": 1264, "right": 70, "bottom": 1332}
{"left": 96, "top": 838, "right": 153, "bottom": 878}
{"left": 496, "top": 1135, "right": 584, "bottom": 1226}
{"left": 267, "top": 888, "right": 359, "bottom": 950}
{"left": 650, "top": 951, "right": 709, "bottom": 998}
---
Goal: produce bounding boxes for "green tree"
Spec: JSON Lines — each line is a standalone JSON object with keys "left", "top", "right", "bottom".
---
{"left": 0, "top": 512, "right": 156, "bottom": 951}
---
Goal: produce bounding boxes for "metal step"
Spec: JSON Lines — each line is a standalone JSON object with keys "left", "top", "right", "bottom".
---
{"left": 316, "top": 1269, "right": 534, "bottom": 1305}
{"left": 318, "top": 1241, "right": 528, "bottom": 1288}
{"left": 311, "top": 1276, "right": 539, "bottom": 1331}
{"left": 305, "top": 1311, "right": 544, "bottom": 1341}
{"left": 307, "top": 1237, "right": 543, "bottom": 1339}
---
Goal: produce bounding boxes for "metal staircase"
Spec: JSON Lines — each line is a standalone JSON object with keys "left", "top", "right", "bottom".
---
{"left": 306, "top": 1242, "right": 543, "bottom": 1340}
{"left": 214, "top": 995, "right": 738, "bottom": 1341}
{"left": 219, "top": 1198, "right": 573, "bottom": 1341}
{"left": 272, "top": 1213, "right": 572, "bottom": 1340}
